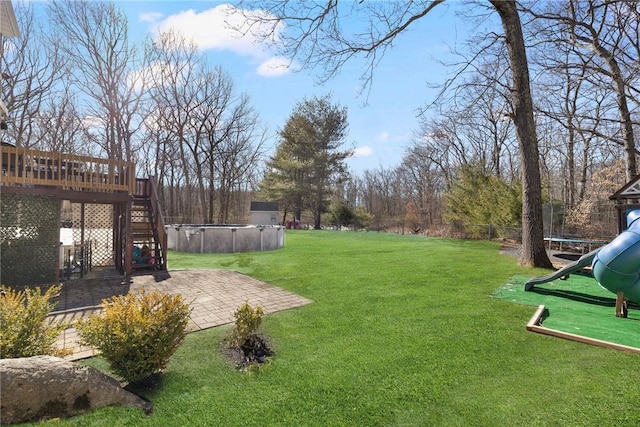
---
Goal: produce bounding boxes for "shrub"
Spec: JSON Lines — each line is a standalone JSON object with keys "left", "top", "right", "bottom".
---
{"left": 0, "top": 285, "right": 70, "bottom": 358}
{"left": 225, "top": 302, "right": 272, "bottom": 368}
{"left": 75, "top": 289, "right": 191, "bottom": 383}
{"left": 227, "top": 302, "right": 264, "bottom": 349}
{"left": 443, "top": 163, "right": 522, "bottom": 238}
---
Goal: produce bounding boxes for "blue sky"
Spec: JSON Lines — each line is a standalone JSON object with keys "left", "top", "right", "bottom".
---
{"left": 116, "top": 1, "right": 473, "bottom": 174}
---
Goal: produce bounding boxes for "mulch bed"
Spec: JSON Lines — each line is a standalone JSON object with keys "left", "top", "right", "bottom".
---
{"left": 223, "top": 334, "right": 273, "bottom": 370}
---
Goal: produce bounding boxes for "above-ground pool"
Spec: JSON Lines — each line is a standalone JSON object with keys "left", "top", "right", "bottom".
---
{"left": 166, "top": 225, "right": 285, "bottom": 253}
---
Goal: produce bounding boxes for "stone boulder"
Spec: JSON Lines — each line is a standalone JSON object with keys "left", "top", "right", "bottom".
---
{"left": 0, "top": 356, "right": 152, "bottom": 424}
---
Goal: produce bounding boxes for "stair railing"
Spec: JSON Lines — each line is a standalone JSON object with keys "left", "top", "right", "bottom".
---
{"left": 147, "top": 176, "right": 168, "bottom": 270}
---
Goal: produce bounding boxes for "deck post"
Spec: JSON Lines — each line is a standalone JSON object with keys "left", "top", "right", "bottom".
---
{"left": 125, "top": 200, "right": 133, "bottom": 277}
{"left": 615, "top": 292, "right": 628, "bottom": 318}
{"left": 80, "top": 203, "right": 85, "bottom": 277}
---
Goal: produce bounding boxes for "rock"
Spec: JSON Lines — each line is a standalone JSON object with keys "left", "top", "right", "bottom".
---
{"left": 0, "top": 355, "right": 152, "bottom": 424}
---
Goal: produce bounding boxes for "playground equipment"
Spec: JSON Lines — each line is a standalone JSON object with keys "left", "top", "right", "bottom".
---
{"left": 591, "top": 209, "right": 640, "bottom": 303}
{"left": 526, "top": 209, "right": 640, "bottom": 316}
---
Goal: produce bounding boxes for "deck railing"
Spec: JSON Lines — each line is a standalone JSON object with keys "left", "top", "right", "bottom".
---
{"left": 148, "top": 177, "right": 168, "bottom": 270}
{"left": 0, "top": 145, "right": 135, "bottom": 194}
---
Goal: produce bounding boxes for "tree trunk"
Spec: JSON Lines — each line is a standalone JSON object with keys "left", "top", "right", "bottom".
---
{"left": 313, "top": 203, "right": 321, "bottom": 229}
{"left": 490, "top": 0, "right": 552, "bottom": 268}
{"left": 604, "top": 54, "right": 636, "bottom": 181}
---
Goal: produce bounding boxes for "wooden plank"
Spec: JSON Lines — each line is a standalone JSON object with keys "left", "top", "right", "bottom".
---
{"left": 0, "top": 185, "right": 132, "bottom": 203}
{"left": 526, "top": 305, "right": 640, "bottom": 354}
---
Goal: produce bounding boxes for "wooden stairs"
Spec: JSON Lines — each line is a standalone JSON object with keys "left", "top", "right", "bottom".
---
{"left": 128, "top": 177, "right": 168, "bottom": 273}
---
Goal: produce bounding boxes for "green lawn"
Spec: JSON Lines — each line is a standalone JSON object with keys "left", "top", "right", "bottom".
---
{"left": 33, "top": 232, "right": 639, "bottom": 426}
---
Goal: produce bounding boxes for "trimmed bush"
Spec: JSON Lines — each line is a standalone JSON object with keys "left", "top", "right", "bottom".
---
{"left": 225, "top": 302, "right": 272, "bottom": 368}
{"left": 227, "top": 302, "right": 264, "bottom": 349}
{"left": 0, "top": 285, "right": 70, "bottom": 358}
{"left": 75, "top": 289, "right": 191, "bottom": 383}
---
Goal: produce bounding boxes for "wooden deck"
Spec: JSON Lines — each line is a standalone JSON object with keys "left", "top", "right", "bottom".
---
{"left": 0, "top": 145, "right": 167, "bottom": 277}
{"left": 1, "top": 145, "right": 135, "bottom": 194}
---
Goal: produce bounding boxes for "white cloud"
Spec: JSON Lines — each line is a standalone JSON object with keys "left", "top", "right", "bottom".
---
{"left": 139, "top": 12, "right": 163, "bottom": 23}
{"left": 152, "top": 4, "right": 290, "bottom": 77}
{"left": 376, "top": 132, "right": 390, "bottom": 142}
{"left": 82, "top": 115, "right": 105, "bottom": 133}
{"left": 154, "top": 6, "right": 253, "bottom": 54}
{"left": 353, "top": 146, "right": 373, "bottom": 158}
{"left": 257, "top": 56, "right": 295, "bottom": 77}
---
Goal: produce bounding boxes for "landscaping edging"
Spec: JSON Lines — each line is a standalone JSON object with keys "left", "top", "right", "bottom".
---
{"left": 526, "top": 305, "right": 640, "bottom": 354}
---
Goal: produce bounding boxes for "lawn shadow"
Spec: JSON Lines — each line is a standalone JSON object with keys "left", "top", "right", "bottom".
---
{"left": 152, "top": 270, "right": 172, "bottom": 282}
{"left": 530, "top": 287, "right": 616, "bottom": 307}
{"left": 531, "top": 287, "right": 640, "bottom": 318}
{"left": 553, "top": 253, "right": 581, "bottom": 262}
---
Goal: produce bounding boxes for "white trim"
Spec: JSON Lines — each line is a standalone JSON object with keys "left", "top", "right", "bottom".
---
{"left": 0, "top": 1, "right": 20, "bottom": 38}
{"left": 620, "top": 180, "right": 640, "bottom": 197}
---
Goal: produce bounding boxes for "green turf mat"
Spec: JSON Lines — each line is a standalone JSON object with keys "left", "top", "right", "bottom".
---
{"left": 494, "top": 273, "right": 640, "bottom": 349}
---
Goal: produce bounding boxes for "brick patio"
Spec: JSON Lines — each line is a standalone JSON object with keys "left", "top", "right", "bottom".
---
{"left": 48, "top": 268, "right": 312, "bottom": 360}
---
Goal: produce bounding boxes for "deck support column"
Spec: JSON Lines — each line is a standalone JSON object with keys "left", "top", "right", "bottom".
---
{"left": 125, "top": 200, "right": 133, "bottom": 277}
{"left": 615, "top": 292, "right": 628, "bottom": 318}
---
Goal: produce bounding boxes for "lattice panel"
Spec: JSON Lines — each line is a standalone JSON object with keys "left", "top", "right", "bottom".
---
{"left": 0, "top": 193, "right": 60, "bottom": 286}
{"left": 132, "top": 206, "right": 150, "bottom": 222}
{"left": 71, "top": 203, "right": 114, "bottom": 267}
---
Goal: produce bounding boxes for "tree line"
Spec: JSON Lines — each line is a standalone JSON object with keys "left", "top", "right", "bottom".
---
{"left": 2, "top": 1, "right": 266, "bottom": 225}
{"left": 251, "top": 0, "right": 637, "bottom": 267}
{"left": 329, "top": 0, "right": 636, "bottom": 239}
{"left": 1, "top": 1, "right": 638, "bottom": 267}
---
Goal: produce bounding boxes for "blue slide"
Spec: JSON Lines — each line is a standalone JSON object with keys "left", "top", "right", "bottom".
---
{"left": 526, "top": 209, "right": 640, "bottom": 303}
{"left": 591, "top": 209, "right": 640, "bottom": 303}
{"left": 524, "top": 249, "right": 598, "bottom": 291}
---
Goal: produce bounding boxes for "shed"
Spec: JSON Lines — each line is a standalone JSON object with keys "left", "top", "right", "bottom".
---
{"left": 249, "top": 201, "right": 279, "bottom": 226}
{"left": 610, "top": 174, "right": 640, "bottom": 233}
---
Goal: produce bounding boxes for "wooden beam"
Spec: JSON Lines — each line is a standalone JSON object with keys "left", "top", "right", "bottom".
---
{"left": 125, "top": 200, "right": 133, "bottom": 277}
{"left": 0, "top": 185, "right": 131, "bottom": 204}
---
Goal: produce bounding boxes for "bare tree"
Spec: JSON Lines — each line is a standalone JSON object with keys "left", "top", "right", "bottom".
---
{"left": 397, "top": 148, "right": 446, "bottom": 230}
{"left": 145, "top": 30, "right": 266, "bottom": 224}
{"left": 416, "top": 57, "right": 517, "bottom": 183}
{"left": 482, "top": 1, "right": 549, "bottom": 266}
{"left": 1, "top": 2, "right": 62, "bottom": 148}
{"left": 35, "top": 82, "right": 85, "bottom": 154}
{"left": 425, "top": 22, "right": 517, "bottom": 181}
{"left": 191, "top": 69, "right": 266, "bottom": 224}
{"left": 48, "top": 0, "right": 144, "bottom": 162}
{"left": 412, "top": 116, "right": 467, "bottom": 188}
{"left": 190, "top": 68, "right": 236, "bottom": 224}
{"left": 533, "top": 51, "right": 612, "bottom": 207}
{"left": 144, "top": 30, "right": 206, "bottom": 222}
{"left": 524, "top": 0, "right": 639, "bottom": 181}
{"left": 212, "top": 95, "right": 267, "bottom": 224}
{"left": 359, "top": 167, "right": 406, "bottom": 232}
{"left": 240, "top": 0, "right": 551, "bottom": 266}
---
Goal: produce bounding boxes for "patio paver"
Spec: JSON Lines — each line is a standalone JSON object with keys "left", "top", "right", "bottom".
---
{"left": 49, "top": 269, "right": 312, "bottom": 360}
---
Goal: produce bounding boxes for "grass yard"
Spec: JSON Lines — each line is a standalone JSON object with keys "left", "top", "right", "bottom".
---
{"left": 31, "top": 232, "right": 639, "bottom": 426}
